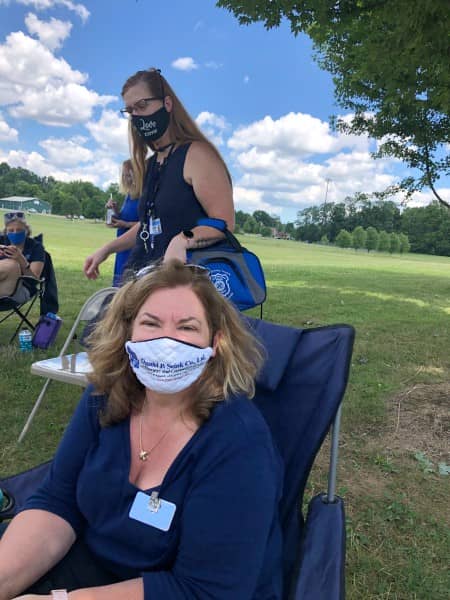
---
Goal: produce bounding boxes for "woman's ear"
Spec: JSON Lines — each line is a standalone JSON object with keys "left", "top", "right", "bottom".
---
{"left": 211, "top": 331, "right": 222, "bottom": 357}
{"left": 164, "top": 95, "right": 173, "bottom": 113}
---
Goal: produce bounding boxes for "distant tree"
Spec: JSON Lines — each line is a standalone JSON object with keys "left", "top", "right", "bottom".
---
{"left": 352, "top": 226, "right": 367, "bottom": 250}
{"left": 389, "top": 232, "right": 401, "bottom": 254}
{"left": 365, "top": 227, "right": 379, "bottom": 252}
{"left": 398, "top": 233, "right": 411, "bottom": 254}
{"left": 61, "top": 196, "right": 81, "bottom": 216}
{"left": 253, "top": 210, "right": 276, "bottom": 228}
{"left": 320, "top": 234, "right": 329, "bottom": 245}
{"left": 235, "top": 210, "right": 249, "bottom": 229}
{"left": 378, "top": 230, "right": 391, "bottom": 252}
{"left": 260, "top": 225, "right": 272, "bottom": 237}
{"left": 335, "top": 229, "right": 353, "bottom": 248}
{"left": 243, "top": 216, "right": 258, "bottom": 234}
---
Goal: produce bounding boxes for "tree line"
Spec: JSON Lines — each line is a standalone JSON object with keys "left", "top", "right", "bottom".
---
{"left": 0, "top": 163, "right": 119, "bottom": 219}
{"left": 1, "top": 162, "right": 448, "bottom": 256}
{"left": 294, "top": 193, "right": 450, "bottom": 256}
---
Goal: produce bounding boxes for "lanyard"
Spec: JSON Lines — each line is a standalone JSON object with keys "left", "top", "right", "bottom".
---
{"left": 139, "top": 144, "right": 175, "bottom": 252}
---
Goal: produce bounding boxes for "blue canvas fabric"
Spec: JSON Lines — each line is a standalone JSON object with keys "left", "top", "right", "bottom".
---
{"left": 247, "top": 318, "right": 354, "bottom": 598}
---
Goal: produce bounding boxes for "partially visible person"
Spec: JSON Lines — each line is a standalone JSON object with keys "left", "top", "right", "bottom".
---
{"left": 0, "top": 211, "right": 44, "bottom": 301}
{"left": 106, "top": 160, "right": 140, "bottom": 286}
{"left": 84, "top": 67, "right": 234, "bottom": 282}
{"left": 0, "top": 259, "right": 283, "bottom": 600}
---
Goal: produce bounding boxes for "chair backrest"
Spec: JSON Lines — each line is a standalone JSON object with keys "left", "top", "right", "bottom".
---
{"left": 58, "top": 287, "right": 118, "bottom": 357}
{"left": 246, "top": 318, "right": 355, "bottom": 592}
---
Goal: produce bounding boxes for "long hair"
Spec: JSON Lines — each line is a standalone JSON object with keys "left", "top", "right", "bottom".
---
{"left": 118, "top": 159, "right": 139, "bottom": 199}
{"left": 121, "top": 68, "right": 231, "bottom": 195}
{"left": 87, "top": 260, "right": 264, "bottom": 426}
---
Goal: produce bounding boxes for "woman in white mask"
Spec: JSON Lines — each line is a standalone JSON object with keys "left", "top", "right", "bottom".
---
{"left": 0, "top": 260, "right": 283, "bottom": 600}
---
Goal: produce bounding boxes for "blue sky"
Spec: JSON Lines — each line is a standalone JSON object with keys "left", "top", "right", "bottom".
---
{"left": 0, "top": 0, "right": 447, "bottom": 222}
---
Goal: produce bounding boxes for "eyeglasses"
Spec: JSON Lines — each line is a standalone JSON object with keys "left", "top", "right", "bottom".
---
{"left": 4, "top": 211, "right": 26, "bottom": 224}
{"left": 134, "top": 262, "right": 210, "bottom": 280}
{"left": 120, "top": 97, "right": 163, "bottom": 118}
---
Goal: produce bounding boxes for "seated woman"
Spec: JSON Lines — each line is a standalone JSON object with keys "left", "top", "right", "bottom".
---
{"left": 0, "top": 211, "right": 44, "bottom": 301}
{"left": 0, "top": 260, "right": 283, "bottom": 600}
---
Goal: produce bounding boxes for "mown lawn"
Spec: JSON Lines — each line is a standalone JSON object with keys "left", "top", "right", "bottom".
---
{"left": 1, "top": 212, "right": 449, "bottom": 599}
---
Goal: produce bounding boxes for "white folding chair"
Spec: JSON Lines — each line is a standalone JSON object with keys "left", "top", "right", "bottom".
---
{"left": 18, "top": 287, "right": 118, "bottom": 442}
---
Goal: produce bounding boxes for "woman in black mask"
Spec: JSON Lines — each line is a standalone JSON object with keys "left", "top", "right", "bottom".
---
{"left": 84, "top": 68, "right": 234, "bottom": 282}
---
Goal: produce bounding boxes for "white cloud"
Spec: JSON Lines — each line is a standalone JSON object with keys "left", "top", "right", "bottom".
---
{"left": 39, "top": 136, "right": 92, "bottom": 166}
{"left": 228, "top": 112, "right": 370, "bottom": 156}
{"left": 0, "top": 146, "right": 123, "bottom": 190}
{"left": 0, "top": 31, "right": 115, "bottom": 125}
{"left": 196, "top": 111, "right": 229, "bottom": 146}
{"left": 0, "top": 30, "right": 85, "bottom": 97}
{"left": 85, "top": 109, "right": 130, "bottom": 155}
{"left": 0, "top": 113, "right": 18, "bottom": 142}
{"left": 171, "top": 57, "right": 198, "bottom": 71}
{"left": 225, "top": 112, "right": 402, "bottom": 218}
{"left": 25, "top": 12, "right": 72, "bottom": 50}
{"left": 9, "top": 82, "right": 115, "bottom": 126}
{"left": 8, "top": 0, "right": 90, "bottom": 22}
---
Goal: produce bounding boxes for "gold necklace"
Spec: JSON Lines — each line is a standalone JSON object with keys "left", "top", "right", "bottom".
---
{"left": 138, "top": 411, "right": 177, "bottom": 462}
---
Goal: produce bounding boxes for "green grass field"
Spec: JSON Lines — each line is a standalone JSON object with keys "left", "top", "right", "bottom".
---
{"left": 1, "top": 212, "right": 449, "bottom": 599}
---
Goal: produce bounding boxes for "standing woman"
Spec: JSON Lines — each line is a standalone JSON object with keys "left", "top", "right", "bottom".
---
{"left": 84, "top": 68, "right": 234, "bottom": 280}
{"left": 106, "top": 160, "right": 140, "bottom": 286}
{"left": 0, "top": 211, "right": 44, "bottom": 301}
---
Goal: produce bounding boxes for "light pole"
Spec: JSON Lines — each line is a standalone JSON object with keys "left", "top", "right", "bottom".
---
{"left": 324, "top": 178, "right": 332, "bottom": 203}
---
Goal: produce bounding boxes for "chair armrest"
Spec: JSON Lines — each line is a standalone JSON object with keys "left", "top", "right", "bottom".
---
{"left": 291, "top": 493, "right": 346, "bottom": 600}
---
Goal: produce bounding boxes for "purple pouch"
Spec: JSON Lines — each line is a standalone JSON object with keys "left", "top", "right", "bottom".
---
{"left": 32, "top": 315, "right": 62, "bottom": 349}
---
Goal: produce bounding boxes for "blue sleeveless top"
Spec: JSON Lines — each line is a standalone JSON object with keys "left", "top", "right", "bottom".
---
{"left": 127, "top": 143, "right": 207, "bottom": 272}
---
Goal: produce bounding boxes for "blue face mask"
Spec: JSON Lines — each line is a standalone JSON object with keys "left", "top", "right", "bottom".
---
{"left": 7, "top": 231, "right": 26, "bottom": 245}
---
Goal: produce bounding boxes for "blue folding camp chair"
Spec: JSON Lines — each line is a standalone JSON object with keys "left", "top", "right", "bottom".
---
{"left": 0, "top": 319, "right": 354, "bottom": 599}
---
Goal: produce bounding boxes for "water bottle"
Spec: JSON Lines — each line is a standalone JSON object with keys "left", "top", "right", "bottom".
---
{"left": 46, "top": 312, "right": 61, "bottom": 321}
{"left": 19, "top": 329, "right": 33, "bottom": 352}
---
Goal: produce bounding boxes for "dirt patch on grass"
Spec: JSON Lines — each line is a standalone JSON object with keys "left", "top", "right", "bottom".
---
{"left": 385, "top": 382, "right": 450, "bottom": 462}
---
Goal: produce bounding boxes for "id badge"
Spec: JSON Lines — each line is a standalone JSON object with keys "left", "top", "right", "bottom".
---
{"left": 129, "top": 491, "right": 176, "bottom": 532}
{"left": 149, "top": 217, "right": 162, "bottom": 236}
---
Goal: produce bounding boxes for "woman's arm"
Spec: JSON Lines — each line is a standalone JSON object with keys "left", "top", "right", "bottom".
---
{"left": 0, "top": 510, "right": 75, "bottom": 600}
{"left": 84, "top": 223, "right": 140, "bottom": 279}
{"left": 164, "top": 142, "right": 235, "bottom": 263}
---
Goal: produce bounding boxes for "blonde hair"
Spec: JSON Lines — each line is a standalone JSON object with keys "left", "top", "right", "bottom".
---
{"left": 87, "top": 259, "right": 264, "bottom": 426}
{"left": 121, "top": 68, "right": 231, "bottom": 196}
{"left": 118, "top": 159, "right": 139, "bottom": 199}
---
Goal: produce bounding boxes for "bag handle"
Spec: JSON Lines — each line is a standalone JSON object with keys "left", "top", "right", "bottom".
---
{"left": 196, "top": 218, "right": 243, "bottom": 251}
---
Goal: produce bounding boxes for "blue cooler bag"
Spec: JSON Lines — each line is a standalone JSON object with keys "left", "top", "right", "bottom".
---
{"left": 187, "top": 218, "right": 266, "bottom": 312}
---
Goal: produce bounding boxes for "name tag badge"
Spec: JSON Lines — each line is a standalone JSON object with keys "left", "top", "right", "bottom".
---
{"left": 149, "top": 217, "right": 162, "bottom": 236}
{"left": 129, "top": 491, "right": 176, "bottom": 532}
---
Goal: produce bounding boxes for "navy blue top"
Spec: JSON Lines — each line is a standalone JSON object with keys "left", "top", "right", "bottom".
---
{"left": 24, "top": 387, "right": 284, "bottom": 599}
{"left": 127, "top": 143, "right": 207, "bottom": 272}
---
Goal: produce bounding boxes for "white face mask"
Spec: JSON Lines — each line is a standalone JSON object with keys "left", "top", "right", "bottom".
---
{"left": 125, "top": 337, "right": 214, "bottom": 394}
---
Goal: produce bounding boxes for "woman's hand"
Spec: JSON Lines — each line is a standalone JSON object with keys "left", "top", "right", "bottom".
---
{"left": 0, "top": 245, "right": 28, "bottom": 271}
{"left": 105, "top": 199, "right": 118, "bottom": 211}
{"left": 83, "top": 247, "right": 109, "bottom": 280}
{"left": 110, "top": 218, "right": 129, "bottom": 229}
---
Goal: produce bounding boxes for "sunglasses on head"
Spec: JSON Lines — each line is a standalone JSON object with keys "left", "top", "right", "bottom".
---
{"left": 4, "top": 211, "right": 26, "bottom": 224}
{"left": 134, "top": 262, "right": 210, "bottom": 280}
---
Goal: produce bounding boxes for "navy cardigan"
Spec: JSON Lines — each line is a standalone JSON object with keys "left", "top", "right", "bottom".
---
{"left": 24, "top": 387, "right": 283, "bottom": 599}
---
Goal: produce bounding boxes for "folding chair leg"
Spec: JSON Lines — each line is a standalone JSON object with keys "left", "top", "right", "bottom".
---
{"left": 18, "top": 378, "right": 52, "bottom": 443}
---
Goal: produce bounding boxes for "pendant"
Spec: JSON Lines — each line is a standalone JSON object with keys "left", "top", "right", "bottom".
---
{"left": 139, "top": 450, "right": 149, "bottom": 461}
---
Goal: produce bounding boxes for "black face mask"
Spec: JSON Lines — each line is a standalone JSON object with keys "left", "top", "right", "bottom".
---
{"left": 132, "top": 106, "right": 170, "bottom": 143}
